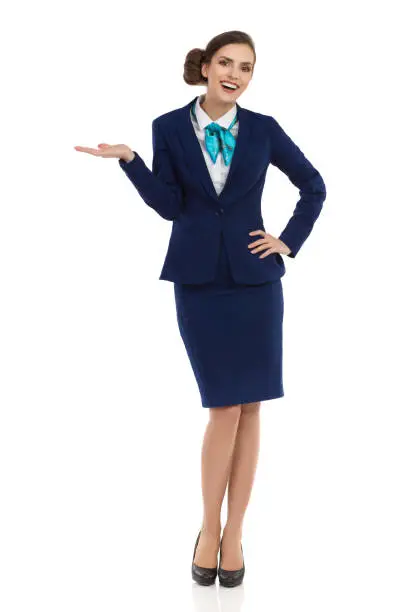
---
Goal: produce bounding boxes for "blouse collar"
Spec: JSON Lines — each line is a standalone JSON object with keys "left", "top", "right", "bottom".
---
{"left": 194, "top": 94, "right": 237, "bottom": 130}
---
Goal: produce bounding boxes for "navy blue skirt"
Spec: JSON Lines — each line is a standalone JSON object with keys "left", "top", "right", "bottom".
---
{"left": 173, "top": 234, "right": 284, "bottom": 408}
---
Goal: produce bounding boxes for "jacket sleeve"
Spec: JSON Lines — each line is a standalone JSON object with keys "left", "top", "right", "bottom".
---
{"left": 269, "top": 116, "right": 326, "bottom": 258}
{"left": 118, "top": 118, "right": 184, "bottom": 221}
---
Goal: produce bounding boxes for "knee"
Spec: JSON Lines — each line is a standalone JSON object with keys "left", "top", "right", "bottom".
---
{"left": 240, "top": 401, "right": 261, "bottom": 415}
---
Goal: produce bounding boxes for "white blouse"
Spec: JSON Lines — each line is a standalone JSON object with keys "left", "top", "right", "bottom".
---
{"left": 190, "top": 94, "right": 239, "bottom": 196}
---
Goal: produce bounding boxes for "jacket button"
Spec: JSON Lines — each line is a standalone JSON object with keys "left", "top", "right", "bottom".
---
{"left": 219, "top": 208, "right": 224, "bottom": 214}
{"left": 215, "top": 211, "right": 220, "bottom": 216}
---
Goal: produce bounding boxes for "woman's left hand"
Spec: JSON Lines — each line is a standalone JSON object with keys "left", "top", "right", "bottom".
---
{"left": 248, "top": 230, "right": 291, "bottom": 258}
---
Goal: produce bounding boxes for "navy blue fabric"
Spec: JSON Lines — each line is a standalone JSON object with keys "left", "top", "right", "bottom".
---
{"left": 174, "top": 233, "right": 284, "bottom": 408}
{"left": 118, "top": 96, "right": 326, "bottom": 285}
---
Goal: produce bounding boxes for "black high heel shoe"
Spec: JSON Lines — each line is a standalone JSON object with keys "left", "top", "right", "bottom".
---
{"left": 218, "top": 535, "right": 245, "bottom": 588}
{"left": 191, "top": 529, "right": 218, "bottom": 586}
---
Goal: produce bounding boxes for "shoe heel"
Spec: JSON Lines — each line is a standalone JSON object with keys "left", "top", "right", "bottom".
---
{"left": 218, "top": 537, "right": 245, "bottom": 588}
{"left": 191, "top": 529, "right": 218, "bottom": 586}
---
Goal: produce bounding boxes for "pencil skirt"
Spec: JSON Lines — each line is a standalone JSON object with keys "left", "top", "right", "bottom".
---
{"left": 173, "top": 233, "right": 284, "bottom": 408}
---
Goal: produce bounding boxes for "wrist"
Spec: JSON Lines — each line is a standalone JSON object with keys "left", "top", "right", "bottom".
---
{"left": 278, "top": 239, "right": 291, "bottom": 256}
{"left": 121, "top": 150, "right": 136, "bottom": 163}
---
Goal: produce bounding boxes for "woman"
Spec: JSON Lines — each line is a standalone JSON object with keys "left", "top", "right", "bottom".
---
{"left": 74, "top": 30, "right": 326, "bottom": 588}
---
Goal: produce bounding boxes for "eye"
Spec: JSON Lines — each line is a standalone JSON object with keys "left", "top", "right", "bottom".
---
{"left": 219, "top": 59, "right": 251, "bottom": 72}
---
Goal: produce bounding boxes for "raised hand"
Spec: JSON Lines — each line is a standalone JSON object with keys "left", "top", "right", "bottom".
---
{"left": 74, "top": 143, "right": 135, "bottom": 163}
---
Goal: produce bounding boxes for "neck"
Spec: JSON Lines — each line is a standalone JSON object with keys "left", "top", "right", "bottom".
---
{"left": 199, "top": 92, "right": 235, "bottom": 121}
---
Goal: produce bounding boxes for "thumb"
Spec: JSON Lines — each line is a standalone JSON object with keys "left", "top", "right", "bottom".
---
{"left": 97, "top": 143, "right": 111, "bottom": 148}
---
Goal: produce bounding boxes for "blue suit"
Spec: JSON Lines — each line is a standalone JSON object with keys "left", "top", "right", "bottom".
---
{"left": 118, "top": 95, "right": 326, "bottom": 285}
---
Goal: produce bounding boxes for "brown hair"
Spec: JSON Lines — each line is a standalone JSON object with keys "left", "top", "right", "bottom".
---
{"left": 183, "top": 30, "right": 256, "bottom": 86}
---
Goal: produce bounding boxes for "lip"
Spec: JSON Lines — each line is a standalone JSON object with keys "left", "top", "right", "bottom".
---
{"left": 220, "top": 80, "right": 240, "bottom": 90}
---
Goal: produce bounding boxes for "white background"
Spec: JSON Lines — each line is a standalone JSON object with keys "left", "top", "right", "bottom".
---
{"left": 1, "top": 0, "right": 407, "bottom": 610}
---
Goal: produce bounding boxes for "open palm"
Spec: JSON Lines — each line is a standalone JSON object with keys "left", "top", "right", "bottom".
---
{"left": 74, "top": 143, "right": 133, "bottom": 161}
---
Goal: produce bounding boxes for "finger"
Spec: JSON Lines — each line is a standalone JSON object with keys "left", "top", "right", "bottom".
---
{"left": 259, "top": 248, "right": 276, "bottom": 258}
{"left": 97, "top": 143, "right": 111, "bottom": 148}
{"left": 250, "top": 243, "right": 273, "bottom": 254}
{"left": 74, "top": 146, "right": 102, "bottom": 155}
{"left": 248, "top": 238, "right": 266, "bottom": 248}
{"left": 248, "top": 230, "right": 265, "bottom": 237}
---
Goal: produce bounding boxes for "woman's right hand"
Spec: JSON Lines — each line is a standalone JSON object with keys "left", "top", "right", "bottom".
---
{"left": 74, "top": 143, "right": 135, "bottom": 163}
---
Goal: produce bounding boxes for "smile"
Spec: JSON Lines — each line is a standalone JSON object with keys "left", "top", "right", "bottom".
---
{"left": 220, "top": 81, "right": 239, "bottom": 90}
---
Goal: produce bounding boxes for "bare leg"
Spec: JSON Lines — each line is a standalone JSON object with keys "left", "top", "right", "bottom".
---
{"left": 220, "top": 401, "right": 261, "bottom": 570}
{"left": 193, "top": 404, "right": 242, "bottom": 568}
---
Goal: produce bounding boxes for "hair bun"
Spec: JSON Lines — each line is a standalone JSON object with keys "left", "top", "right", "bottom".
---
{"left": 183, "top": 48, "right": 207, "bottom": 85}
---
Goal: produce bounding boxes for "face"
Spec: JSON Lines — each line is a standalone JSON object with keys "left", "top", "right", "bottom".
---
{"left": 201, "top": 43, "right": 254, "bottom": 102}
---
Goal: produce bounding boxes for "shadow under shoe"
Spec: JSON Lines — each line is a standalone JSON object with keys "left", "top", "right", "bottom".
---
{"left": 191, "top": 530, "right": 218, "bottom": 586}
{"left": 218, "top": 536, "right": 245, "bottom": 588}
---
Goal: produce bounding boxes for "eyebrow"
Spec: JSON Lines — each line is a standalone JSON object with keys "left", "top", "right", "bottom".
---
{"left": 218, "top": 55, "right": 253, "bottom": 66}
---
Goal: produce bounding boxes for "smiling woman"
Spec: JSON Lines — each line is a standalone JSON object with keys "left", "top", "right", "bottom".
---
{"left": 78, "top": 28, "right": 326, "bottom": 588}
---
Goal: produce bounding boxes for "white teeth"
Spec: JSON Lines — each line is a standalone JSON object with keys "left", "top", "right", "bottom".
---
{"left": 221, "top": 81, "right": 238, "bottom": 89}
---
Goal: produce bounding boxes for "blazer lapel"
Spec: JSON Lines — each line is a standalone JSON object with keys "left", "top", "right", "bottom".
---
{"left": 175, "top": 96, "right": 252, "bottom": 206}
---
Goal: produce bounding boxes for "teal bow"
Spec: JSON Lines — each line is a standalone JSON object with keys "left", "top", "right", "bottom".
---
{"left": 191, "top": 102, "right": 238, "bottom": 167}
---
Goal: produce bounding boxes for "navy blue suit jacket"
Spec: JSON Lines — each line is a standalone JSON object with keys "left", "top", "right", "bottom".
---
{"left": 118, "top": 95, "right": 326, "bottom": 284}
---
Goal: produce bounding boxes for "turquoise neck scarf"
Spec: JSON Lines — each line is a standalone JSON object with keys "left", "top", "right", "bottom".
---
{"left": 191, "top": 100, "right": 238, "bottom": 167}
